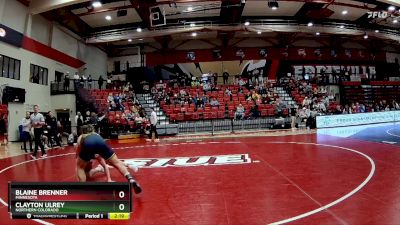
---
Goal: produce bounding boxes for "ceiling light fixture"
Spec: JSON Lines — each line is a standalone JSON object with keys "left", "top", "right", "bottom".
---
{"left": 375, "top": 30, "right": 379, "bottom": 33}
{"left": 257, "top": 31, "right": 262, "bottom": 34}
{"left": 342, "top": 10, "right": 348, "bottom": 15}
{"left": 136, "top": 27, "right": 142, "bottom": 32}
{"left": 92, "top": 1, "right": 102, "bottom": 8}
{"left": 339, "top": 25, "right": 344, "bottom": 29}
{"left": 187, "top": 6, "right": 193, "bottom": 12}
{"left": 388, "top": 6, "right": 396, "bottom": 11}
{"left": 139, "top": 38, "right": 143, "bottom": 41}
{"left": 191, "top": 32, "right": 197, "bottom": 37}
{"left": 105, "top": 15, "right": 111, "bottom": 21}
{"left": 307, "top": 22, "right": 313, "bottom": 27}
{"left": 128, "top": 39, "right": 132, "bottom": 42}
{"left": 190, "top": 22, "right": 195, "bottom": 27}
{"left": 363, "top": 33, "right": 368, "bottom": 39}
{"left": 393, "top": 19, "right": 398, "bottom": 24}
{"left": 268, "top": 0, "right": 279, "bottom": 10}
{"left": 244, "top": 21, "right": 250, "bottom": 26}
{"left": 316, "top": 32, "right": 320, "bottom": 36}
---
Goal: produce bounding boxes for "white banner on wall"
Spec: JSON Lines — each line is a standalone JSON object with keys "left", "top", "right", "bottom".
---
{"left": 316, "top": 111, "right": 400, "bottom": 128}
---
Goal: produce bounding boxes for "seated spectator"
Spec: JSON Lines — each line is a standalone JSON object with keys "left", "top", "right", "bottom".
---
{"left": 202, "top": 82, "right": 211, "bottom": 92}
{"left": 333, "top": 105, "right": 342, "bottom": 114}
{"left": 179, "top": 89, "right": 187, "bottom": 96}
{"left": 67, "top": 131, "right": 78, "bottom": 146}
{"left": 210, "top": 98, "right": 220, "bottom": 107}
{"left": 235, "top": 104, "right": 245, "bottom": 120}
{"left": 107, "top": 93, "right": 114, "bottom": 102}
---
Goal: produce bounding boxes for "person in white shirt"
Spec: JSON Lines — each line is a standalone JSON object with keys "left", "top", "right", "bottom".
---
{"left": 146, "top": 108, "right": 159, "bottom": 142}
{"left": 20, "top": 112, "right": 32, "bottom": 152}
{"left": 30, "top": 105, "right": 46, "bottom": 159}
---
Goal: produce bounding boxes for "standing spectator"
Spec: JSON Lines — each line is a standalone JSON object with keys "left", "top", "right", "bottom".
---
{"left": 20, "top": 112, "right": 32, "bottom": 152}
{"left": 64, "top": 72, "right": 70, "bottom": 91}
{"left": 222, "top": 70, "right": 230, "bottom": 84}
{"left": 46, "top": 111, "right": 60, "bottom": 146}
{"left": 213, "top": 73, "right": 218, "bottom": 85}
{"left": 290, "top": 105, "right": 297, "bottom": 129}
{"left": 107, "top": 76, "right": 112, "bottom": 89}
{"left": 146, "top": 108, "right": 159, "bottom": 142}
{"left": 0, "top": 113, "right": 6, "bottom": 145}
{"left": 87, "top": 75, "right": 93, "bottom": 89}
{"left": 73, "top": 72, "right": 80, "bottom": 90}
{"left": 75, "top": 112, "right": 84, "bottom": 135}
{"left": 98, "top": 76, "right": 104, "bottom": 90}
{"left": 30, "top": 105, "right": 46, "bottom": 159}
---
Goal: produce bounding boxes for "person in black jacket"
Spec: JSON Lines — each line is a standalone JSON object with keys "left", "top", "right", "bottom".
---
{"left": 98, "top": 76, "right": 104, "bottom": 90}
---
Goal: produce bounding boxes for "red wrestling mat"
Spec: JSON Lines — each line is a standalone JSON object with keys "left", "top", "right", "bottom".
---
{"left": 0, "top": 134, "right": 399, "bottom": 225}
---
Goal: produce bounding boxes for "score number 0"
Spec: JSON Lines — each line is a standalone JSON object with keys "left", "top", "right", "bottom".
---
{"left": 118, "top": 190, "right": 126, "bottom": 211}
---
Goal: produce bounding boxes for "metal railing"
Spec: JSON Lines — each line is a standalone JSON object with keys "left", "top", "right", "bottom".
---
{"left": 177, "top": 117, "right": 290, "bottom": 135}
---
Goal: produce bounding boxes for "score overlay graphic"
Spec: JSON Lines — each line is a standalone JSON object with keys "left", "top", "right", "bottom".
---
{"left": 8, "top": 182, "right": 131, "bottom": 220}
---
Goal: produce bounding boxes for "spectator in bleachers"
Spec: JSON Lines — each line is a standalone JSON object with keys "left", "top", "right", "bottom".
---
{"left": 202, "top": 82, "right": 211, "bottom": 92}
{"left": 107, "top": 93, "right": 113, "bottom": 102}
{"left": 333, "top": 105, "right": 342, "bottom": 114}
{"left": 195, "top": 96, "right": 204, "bottom": 108}
{"left": 210, "top": 98, "right": 220, "bottom": 107}
{"left": 343, "top": 104, "right": 352, "bottom": 114}
{"left": 235, "top": 104, "right": 245, "bottom": 120}
{"left": 392, "top": 100, "right": 400, "bottom": 110}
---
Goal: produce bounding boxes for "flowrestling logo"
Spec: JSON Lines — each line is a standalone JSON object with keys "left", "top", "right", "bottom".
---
{"left": 122, "top": 154, "right": 252, "bottom": 168}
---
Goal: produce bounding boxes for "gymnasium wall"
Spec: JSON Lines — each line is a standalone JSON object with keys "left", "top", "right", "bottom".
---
{"left": 0, "top": 41, "right": 76, "bottom": 141}
{"left": 0, "top": 0, "right": 107, "bottom": 140}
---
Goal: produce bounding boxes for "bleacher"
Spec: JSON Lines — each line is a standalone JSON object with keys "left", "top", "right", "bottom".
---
{"left": 158, "top": 84, "right": 293, "bottom": 122}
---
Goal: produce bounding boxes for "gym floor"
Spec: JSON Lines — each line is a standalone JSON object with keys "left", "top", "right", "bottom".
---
{"left": 0, "top": 126, "right": 399, "bottom": 225}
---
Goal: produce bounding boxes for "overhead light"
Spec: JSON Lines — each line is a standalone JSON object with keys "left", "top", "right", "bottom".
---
{"left": 105, "top": 15, "right": 111, "bottom": 21}
{"left": 307, "top": 22, "right": 313, "bottom": 27}
{"left": 339, "top": 25, "right": 344, "bottom": 29}
{"left": 187, "top": 6, "right": 193, "bottom": 11}
{"left": 92, "top": 1, "right": 102, "bottom": 8}
{"left": 138, "top": 38, "right": 143, "bottom": 41}
{"left": 191, "top": 32, "right": 197, "bottom": 37}
{"left": 241, "top": 0, "right": 246, "bottom": 3}
{"left": 375, "top": 30, "right": 379, "bottom": 33}
{"left": 244, "top": 21, "right": 250, "bottom": 26}
{"left": 268, "top": 0, "right": 279, "bottom": 10}
{"left": 257, "top": 31, "right": 262, "bottom": 34}
{"left": 190, "top": 22, "right": 195, "bottom": 27}
{"left": 388, "top": 6, "right": 396, "bottom": 11}
{"left": 393, "top": 19, "right": 398, "bottom": 24}
{"left": 128, "top": 39, "right": 132, "bottom": 42}
{"left": 363, "top": 33, "right": 368, "bottom": 39}
{"left": 342, "top": 10, "right": 348, "bottom": 15}
{"left": 136, "top": 27, "right": 142, "bottom": 32}
{"left": 316, "top": 32, "right": 320, "bottom": 36}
